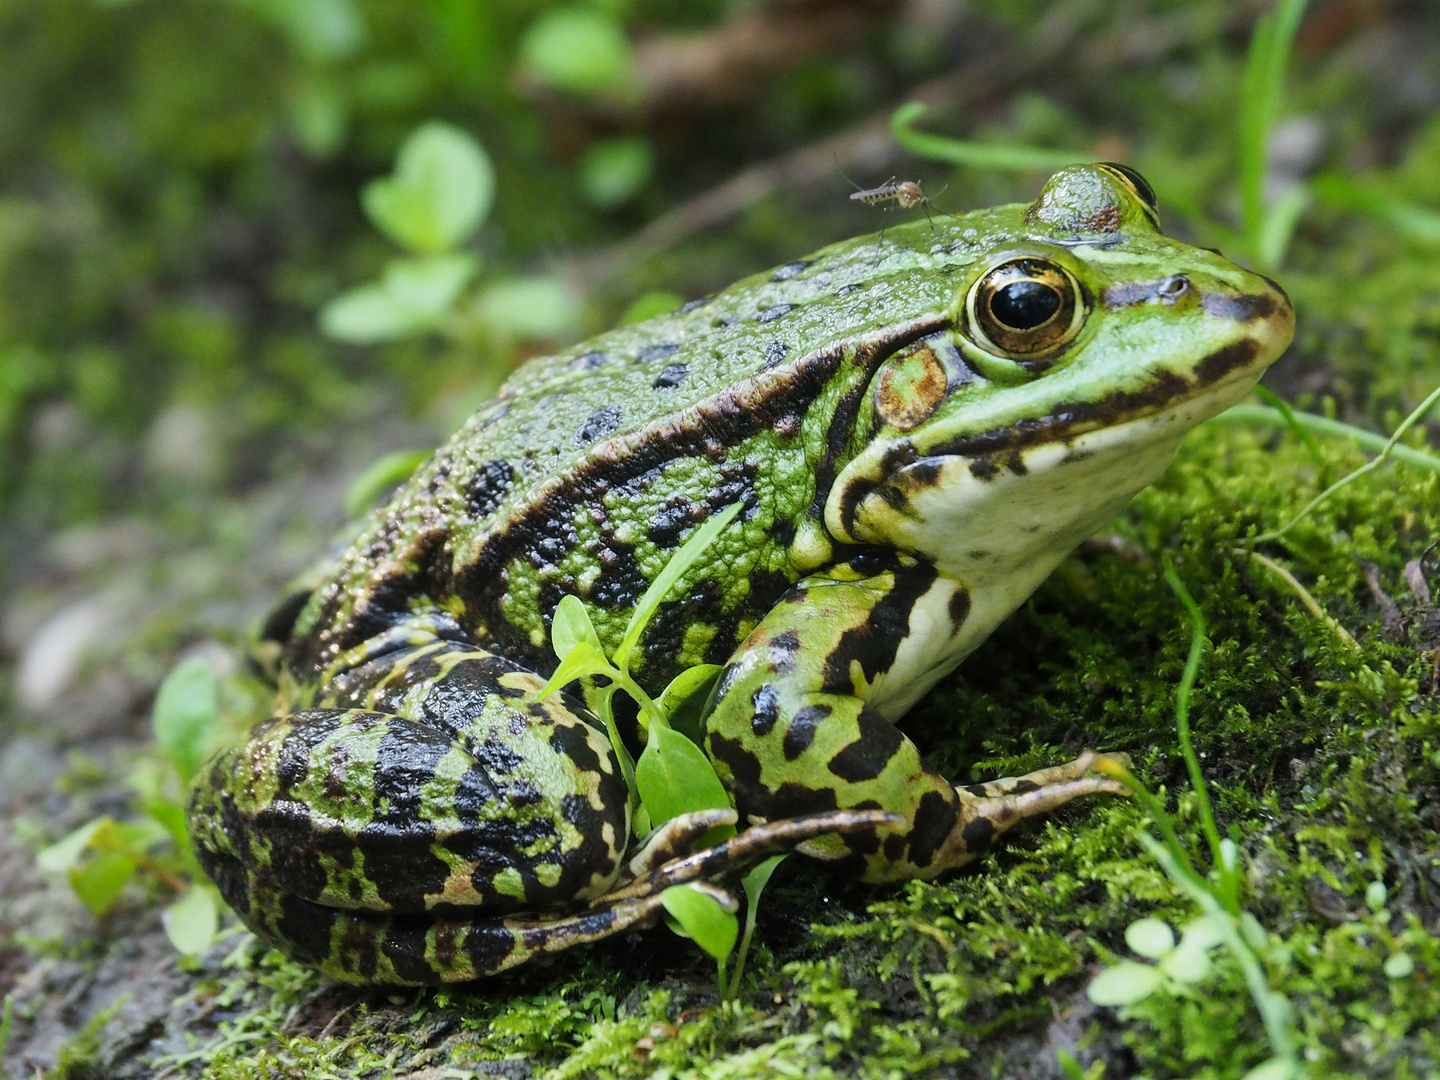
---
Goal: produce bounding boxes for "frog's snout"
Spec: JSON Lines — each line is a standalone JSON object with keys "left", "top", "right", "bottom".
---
{"left": 1188, "top": 270, "right": 1296, "bottom": 390}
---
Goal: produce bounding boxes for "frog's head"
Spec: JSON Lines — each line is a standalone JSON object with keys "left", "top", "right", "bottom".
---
{"left": 829, "top": 164, "right": 1294, "bottom": 581}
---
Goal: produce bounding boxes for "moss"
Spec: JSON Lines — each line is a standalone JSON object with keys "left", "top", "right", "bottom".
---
{"left": 117, "top": 425, "right": 1438, "bottom": 1078}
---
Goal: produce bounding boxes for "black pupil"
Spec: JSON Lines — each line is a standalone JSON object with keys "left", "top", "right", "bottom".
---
{"left": 991, "top": 280, "right": 1061, "bottom": 329}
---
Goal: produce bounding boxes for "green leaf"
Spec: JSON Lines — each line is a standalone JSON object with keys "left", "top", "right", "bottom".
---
{"left": 320, "top": 255, "right": 478, "bottom": 343}
{"left": 0, "top": 995, "right": 12, "bottom": 1063}
{"left": 1160, "top": 941, "right": 1212, "bottom": 984}
{"left": 153, "top": 658, "right": 219, "bottom": 783}
{"left": 1124, "top": 917, "right": 1175, "bottom": 960}
{"left": 533, "top": 641, "right": 611, "bottom": 703}
{"left": 615, "top": 502, "right": 743, "bottom": 670}
{"left": 618, "top": 290, "right": 684, "bottom": 327}
{"left": 551, "top": 594, "right": 602, "bottom": 661}
{"left": 37, "top": 818, "right": 107, "bottom": 874}
{"left": 635, "top": 725, "right": 732, "bottom": 832}
{"left": 520, "top": 8, "right": 635, "bottom": 98}
{"left": 581, "top": 136, "right": 654, "bottom": 209}
{"left": 657, "top": 664, "right": 722, "bottom": 743}
{"left": 362, "top": 122, "right": 494, "bottom": 255}
{"left": 248, "top": 0, "right": 367, "bottom": 63}
{"left": 1365, "top": 880, "right": 1389, "bottom": 913}
{"left": 1178, "top": 916, "right": 1226, "bottom": 953}
{"left": 382, "top": 255, "right": 478, "bottom": 315}
{"left": 890, "top": 101, "right": 1085, "bottom": 172}
{"left": 660, "top": 885, "right": 738, "bottom": 962}
{"left": 320, "top": 283, "right": 428, "bottom": 343}
{"left": 70, "top": 849, "right": 138, "bottom": 915}
{"left": 345, "top": 448, "right": 431, "bottom": 518}
{"left": 474, "top": 276, "right": 583, "bottom": 342}
{"left": 145, "top": 799, "right": 190, "bottom": 851}
{"left": 740, "top": 855, "right": 786, "bottom": 907}
{"left": 163, "top": 887, "right": 219, "bottom": 956}
{"left": 1384, "top": 952, "right": 1415, "bottom": 980}
{"left": 1086, "top": 961, "right": 1163, "bottom": 1007}
{"left": 114, "top": 818, "right": 171, "bottom": 852}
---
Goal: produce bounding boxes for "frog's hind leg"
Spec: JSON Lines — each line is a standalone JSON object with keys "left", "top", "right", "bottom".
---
{"left": 223, "top": 807, "right": 891, "bottom": 986}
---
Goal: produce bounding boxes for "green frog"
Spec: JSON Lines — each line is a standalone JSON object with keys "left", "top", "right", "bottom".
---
{"left": 188, "top": 164, "right": 1294, "bottom": 986}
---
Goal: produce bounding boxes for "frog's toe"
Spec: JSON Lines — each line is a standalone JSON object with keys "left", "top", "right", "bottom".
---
{"left": 931, "top": 750, "right": 1130, "bottom": 872}
{"left": 628, "top": 808, "right": 739, "bottom": 877}
{"left": 608, "top": 808, "right": 901, "bottom": 902}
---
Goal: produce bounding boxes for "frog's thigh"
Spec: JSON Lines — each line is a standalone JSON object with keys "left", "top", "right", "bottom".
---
{"left": 191, "top": 646, "right": 628, "bottom": 920}
{"left": 703, "top": 570, "right": 1121, "bottom": 882}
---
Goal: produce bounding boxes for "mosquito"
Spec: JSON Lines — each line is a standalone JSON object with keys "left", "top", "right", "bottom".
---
{"left": 848, "top": 177, "right": 942, "bottom": 243}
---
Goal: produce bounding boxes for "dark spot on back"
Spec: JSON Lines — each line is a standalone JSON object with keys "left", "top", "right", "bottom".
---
{"left": 751, "top": 685, "right": 780, "bottom": 736}
{"left": 762, "top": 341, "right": 791, "bottom": 369}
{"left": 898, "top": 789, "right": 956, "bottom": 869}
{"left": 576, "top": 405, "right": 623, "bottom": 446}
{"left": 678, "top": 296, "right": 712, "bottom": 314}
{"left": 960, "top": 815, "right": 995, "bottom": 853}
{"left": 569, "top": 351, "right": 607, "bottom": 371}
{"left": 758, "top": 303, "right": 797, "bottom": 323}
{"left": 835, "top": 283, "right": 862, "bottom": 297}
{"left": 948, "top": 587, "right": 971, "bottom": 631}
{"left": 770, "top": 260, "right": 812, "bottom": 282}
{"left": 652, "top": 363, "right": 689, "bottom": 389}
{"left": 467, "top": 460, "right": 514, "bottom": 518}
{"left": 969, "top": 457, "right": 1000, "bottom": 481}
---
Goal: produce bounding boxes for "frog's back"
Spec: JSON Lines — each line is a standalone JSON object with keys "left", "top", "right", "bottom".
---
{"left": 286, "top": 216, "right": 1004, "bottom": 689}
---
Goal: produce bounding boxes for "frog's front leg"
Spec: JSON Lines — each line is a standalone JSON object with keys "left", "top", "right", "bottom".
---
{"left": 703, "top": 557, "right": 1127, "bottom": 882}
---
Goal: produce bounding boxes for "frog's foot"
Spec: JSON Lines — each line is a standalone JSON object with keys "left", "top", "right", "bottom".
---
{"left": 606, "top": 808, "right": 901, "bottom": 904}
{"left": 939, "top": 750, "right": 1131, "bottom": 868}
{"left": 627, "top": 808, "right": 739, "bottom": 878}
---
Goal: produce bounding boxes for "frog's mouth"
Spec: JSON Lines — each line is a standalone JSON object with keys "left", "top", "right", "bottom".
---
{"left": 926, "top": 336, "right": 1265, "bottom": 465}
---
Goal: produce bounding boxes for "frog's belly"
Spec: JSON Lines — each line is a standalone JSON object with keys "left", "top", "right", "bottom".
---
{"left": 864, "top": 402, "right": 1213, "bottom": 720}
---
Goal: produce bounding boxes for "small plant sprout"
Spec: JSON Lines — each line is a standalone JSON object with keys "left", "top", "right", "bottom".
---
{"left": 1085, "top": 563, "right": 1305, "bottom": 1080}
{"left": 36, "top": 657, "right": 223, "bottom": 955}
{"left": 532, "top": 502, "right": 791, "bottom": 997}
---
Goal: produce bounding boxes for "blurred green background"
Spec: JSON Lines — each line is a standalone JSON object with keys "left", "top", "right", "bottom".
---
{"left": 3, "top": 0, "right": 1435, "bottom": 549}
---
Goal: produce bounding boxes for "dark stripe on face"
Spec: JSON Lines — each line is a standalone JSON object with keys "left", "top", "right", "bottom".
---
{"left": 1201, "top": 292, "right": 1277, "bottom": 323}
{"left": 927, "top": 369, "right": 1194, "bottom": 460}
{"left": 1193, "top": 338, "right": 1260, "bottom": 384}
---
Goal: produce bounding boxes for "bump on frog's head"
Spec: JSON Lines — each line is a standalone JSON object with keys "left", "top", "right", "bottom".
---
{"left": 1025, "top": 163, "right": 1161, "bottom": 238}
{"left": 826, "top": 164, "right": 1295, "bottom": 577}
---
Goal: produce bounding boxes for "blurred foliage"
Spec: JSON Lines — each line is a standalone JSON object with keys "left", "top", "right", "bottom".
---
{"left": 2, "top": 0, "right": 1439, "bottom": 550}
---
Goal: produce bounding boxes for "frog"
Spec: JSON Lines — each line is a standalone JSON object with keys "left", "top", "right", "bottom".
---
{"left": 187, "top": 164, "right": 1294, "bottom": 986}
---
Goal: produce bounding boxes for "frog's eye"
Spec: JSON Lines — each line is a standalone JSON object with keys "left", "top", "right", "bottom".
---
{"left": 966, "top": 258, "right": 1085, "bottom": 360}
{"left": 1095, "top": 162, "right": 1160, "bottom": 225}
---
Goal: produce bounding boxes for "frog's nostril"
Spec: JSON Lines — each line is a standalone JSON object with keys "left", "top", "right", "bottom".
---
{"left": 1157, "top": 275, "right": 1190, "bottom": 302}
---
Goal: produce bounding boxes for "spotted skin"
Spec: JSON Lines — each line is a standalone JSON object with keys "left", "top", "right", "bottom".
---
{"left": 190, "top": 165, "right": 1294, "bottom": 984}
